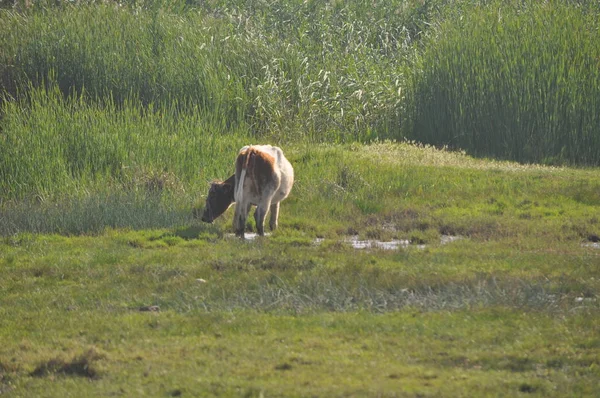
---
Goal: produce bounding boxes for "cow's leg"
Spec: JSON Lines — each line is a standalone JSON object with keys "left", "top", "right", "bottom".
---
{"left": 254, "top": 197, "right": 273, "bottom": 236}
{"left": 254, "top": 204, "right": 268, "bottom": 236}
{"left": 234, "top": 201, "right": 251, "bottom": 238}
{"left": 269, "top": 202, "right": 280, "bottom": 231}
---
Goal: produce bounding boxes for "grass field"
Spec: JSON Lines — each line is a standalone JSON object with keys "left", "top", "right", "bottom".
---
{"left": 1, "top": 0, "right": 600, "bottom": 396}
{"left": 2, "top": 143, "right": 600, "bottom": 396}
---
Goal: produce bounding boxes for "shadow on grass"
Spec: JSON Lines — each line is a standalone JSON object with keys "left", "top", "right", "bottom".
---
{"left": 30, "top": 349, "right": 104, "bottom": 380}
{"left": 172, "top": 225, "right": 223, "bottom": 241}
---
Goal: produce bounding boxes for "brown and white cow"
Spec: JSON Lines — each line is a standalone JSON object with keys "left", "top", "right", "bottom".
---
{"left": 201, "top": 145, "right": 294, "bottom": 239}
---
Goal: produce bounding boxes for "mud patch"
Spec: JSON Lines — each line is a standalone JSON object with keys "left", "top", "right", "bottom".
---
{"left": 275, "top": 363, "right": 293, "bottom": 371}
{"left": 518, "top": 383, "right": 538, "bottom": 394}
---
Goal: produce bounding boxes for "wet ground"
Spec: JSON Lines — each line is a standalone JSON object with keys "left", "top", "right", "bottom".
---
{"left": 229, "top": 233, "right": 463, "bottom": 249}
{"left": 226, "top": 232, "right": 271, "bottom": 240}
{"left": 337, "top": 234, "right": 462, "bottom": 250}
{"left": 582, "top": 242, "right": 600, "bottom": 249}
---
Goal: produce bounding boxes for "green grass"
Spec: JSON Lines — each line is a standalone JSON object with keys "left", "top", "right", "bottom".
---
{"left": 2, "top": 144, "right": 600, "bottom": 395}
{"left": 1, "top": 312, "right": 599, "bottom": 396}
{"left": 2, "top": 0, "right": 600, "bottom": 395}
{"left": 3, "top": 141, "right": 600, "bottom": 238}
{"left": 1, "top": 226, "right": 599, "bottom": 396}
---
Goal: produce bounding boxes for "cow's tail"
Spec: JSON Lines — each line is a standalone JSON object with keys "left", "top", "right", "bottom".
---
{"left": 235, "top": 168, "right": 246, "bottom": 203}
{"left": 235, "top": 148, "right": 253, "bottom": 203}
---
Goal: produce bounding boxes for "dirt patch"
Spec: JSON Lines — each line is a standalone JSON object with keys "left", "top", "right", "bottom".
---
{"left": 139, "top": 305, "right": 160, "bottom": 312}
{"left": 275, "top": 363, "right": 293, "bottom": 371}
{"left": 519, "top": 383, "right": 538, "bottom": 394}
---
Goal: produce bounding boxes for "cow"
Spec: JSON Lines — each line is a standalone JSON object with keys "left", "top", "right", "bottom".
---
{"left": 201, "top": 145, "right": 294, "bottom": 239}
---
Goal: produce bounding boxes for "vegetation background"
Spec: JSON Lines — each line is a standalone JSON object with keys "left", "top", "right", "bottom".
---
{"left": 1, "top": 0, "right": 599, "bottom": 212}
{"left": 0, "top": 0, "right": 599, "bottom": 396}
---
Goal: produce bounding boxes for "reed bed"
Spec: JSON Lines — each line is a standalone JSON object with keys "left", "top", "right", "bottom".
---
{"left": 409, "top": 0, "right": 600, "bottom": 165}
{"left": 0, "top": 83, "right": 248, "bottom": 200}
{"left": 1, "top": 0, "right": 599, "bottom": 232}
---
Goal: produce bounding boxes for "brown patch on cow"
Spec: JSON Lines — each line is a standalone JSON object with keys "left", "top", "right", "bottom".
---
{"left": 237, "top": 147, "right": 276, "bottom": 196}
{"left": 238, "top": 147, "right": 275, "bottom": 169}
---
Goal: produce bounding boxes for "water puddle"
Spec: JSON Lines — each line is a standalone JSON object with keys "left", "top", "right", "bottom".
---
{"left": 440, "top": 235, "right": 463, "bottom": 245}
{"left": 346, "top": 237, "right": 418, "bottom": 250}
{"left": 582, "top": 242, "right": 600, "bottom": 249}
{"left": 227, "top": 232, "right": 463, "bottom": 250}
{"left": 316, "top": 235, "right": 462, "bottom": 250}
{"left": 226, "top": 232, "right": 271, "bottom": 241}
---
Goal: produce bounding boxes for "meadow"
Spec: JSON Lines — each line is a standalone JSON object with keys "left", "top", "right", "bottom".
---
{"left": 1, "top": 0, "right": 600, "bottom": 396}
{"left": 2, "top": 143, "right": 600, "bottom": 396}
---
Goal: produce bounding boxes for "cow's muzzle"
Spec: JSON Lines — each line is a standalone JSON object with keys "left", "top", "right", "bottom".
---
{"left": 201, "top": 207, "right": 213, "bottom": 223}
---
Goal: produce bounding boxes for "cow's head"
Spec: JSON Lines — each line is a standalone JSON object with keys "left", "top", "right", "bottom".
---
{"left": 201, "top": 180, "right": 235, "bottom": 223}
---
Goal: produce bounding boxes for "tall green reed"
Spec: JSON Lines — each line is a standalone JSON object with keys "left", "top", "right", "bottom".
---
{"left": 408, "top": 0, "right": 600, "bottom": 165}
{"left": 0, "top": 3, "right": 261, "bottom": 125}
{"left": 0, "top": 82, "right": 249, "bottom": 201}
{"left": 0, "top": 0, "right": 430, "bottom": 144}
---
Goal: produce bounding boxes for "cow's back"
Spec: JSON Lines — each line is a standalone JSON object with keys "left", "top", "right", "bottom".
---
{"left": 237, "top": 145, "right": 293, "bottom": 203}
{"left": 254, "top": 145, "right": 294, "bottom": 201}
